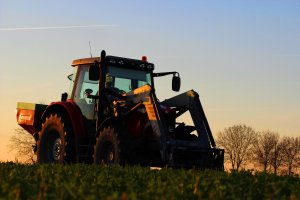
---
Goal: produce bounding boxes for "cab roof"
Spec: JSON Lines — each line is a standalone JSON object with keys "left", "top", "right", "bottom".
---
{"left": 71, "top": 57, "right": 100, "bottom": 66}
{"left": 71, "top": 56, "right": 155, "bottom": 71}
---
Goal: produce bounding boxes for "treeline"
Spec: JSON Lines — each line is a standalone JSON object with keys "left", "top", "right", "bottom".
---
{"left": 9, "top": 126, "right": 300, "bottom": 175}
{"left": 217, "top": 124, "right": 300, "bottom": 175}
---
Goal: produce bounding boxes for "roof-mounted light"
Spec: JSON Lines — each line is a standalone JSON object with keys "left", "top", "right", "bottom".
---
{"left": 141, "top": 56, "right": 147, "bottom": 62}
{"left": 109, "top": 59, "right": 116, "bottom": 64}
{"left": 147, "top": 64, "right": 153, "bottom": 70}
{"left": 140, "top": 64, "right": 145, "bottom": 68}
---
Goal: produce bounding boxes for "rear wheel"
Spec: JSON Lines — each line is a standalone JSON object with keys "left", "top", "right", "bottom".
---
{"left": 37, "top": 114, "right": 75, "bottom": 163}
{"left": 93, "top": 126, "right": 121, "bottom": 164}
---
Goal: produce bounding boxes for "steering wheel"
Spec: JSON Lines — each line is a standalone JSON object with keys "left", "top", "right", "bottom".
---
{"left": 84, "top": 88, "right": 93, "bottom": 97}
{"left": 105, "top": 87, "right": 126, "bottom": 100}
{"left": 118, "top": 89, "right": 126, "bottom": 95}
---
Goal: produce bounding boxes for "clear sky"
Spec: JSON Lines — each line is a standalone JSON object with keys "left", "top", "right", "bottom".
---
{"left": 1, "top": 1, "right": 299, "bottom": 161}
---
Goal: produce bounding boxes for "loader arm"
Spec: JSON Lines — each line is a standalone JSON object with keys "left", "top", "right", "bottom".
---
{"left": 161, "top": 90, "right": 216, "bottom": 148}
{"left": 126, "top": 84, "right": 169, "bottom": 162}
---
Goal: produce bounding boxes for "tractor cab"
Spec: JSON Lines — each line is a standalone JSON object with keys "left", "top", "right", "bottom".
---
{"left": 68, "top": 56, "right": 154, "bottom": 120}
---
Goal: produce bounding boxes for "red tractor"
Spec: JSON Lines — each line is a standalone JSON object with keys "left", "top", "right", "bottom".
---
{"left": 16, "top": 50, "right": 224, "bottom": 169}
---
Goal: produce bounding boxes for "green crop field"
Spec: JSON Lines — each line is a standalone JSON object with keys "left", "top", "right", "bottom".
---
{"left": 0, "top": 163, "right": 299, "bottom": 200}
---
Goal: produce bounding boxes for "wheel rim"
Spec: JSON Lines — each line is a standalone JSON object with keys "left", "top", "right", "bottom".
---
{"left": 52, "top": 138, "right": 62, "bottom": 161}
{"left": 108, "top": 148, "right": 114, "bottom": 163}
{"left": 103, "top": 142, "right": 115, "bottom": 163}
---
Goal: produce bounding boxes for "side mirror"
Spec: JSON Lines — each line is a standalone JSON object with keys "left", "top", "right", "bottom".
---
{"left": 89, "top": 63, "right": 99, "bottom": 81}
{"left": 172, "top": 73, "right": 181, "bottom": 92}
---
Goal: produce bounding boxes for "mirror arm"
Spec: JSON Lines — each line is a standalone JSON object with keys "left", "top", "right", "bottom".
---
{"left": 153, "top": 71, "right": 178, "bottom": 77}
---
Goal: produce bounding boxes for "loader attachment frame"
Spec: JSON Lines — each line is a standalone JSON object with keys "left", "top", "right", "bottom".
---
{"left": 161, "top": 90, "right": 216, "bottom": 148}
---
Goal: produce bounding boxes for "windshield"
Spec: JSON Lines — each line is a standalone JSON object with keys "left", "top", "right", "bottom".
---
{"left": 70, "top": 65, "right": 152, "bottom": 100}
{"left": 107, "top": 66, "right": 152, "bottom": 93}
{"left": 69, "top": 65, "right": 152, "bottom": 119}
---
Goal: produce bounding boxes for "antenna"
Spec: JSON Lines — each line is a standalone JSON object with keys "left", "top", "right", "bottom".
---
{"left": 89, "top": 41, "right": 93, "bottom": 58}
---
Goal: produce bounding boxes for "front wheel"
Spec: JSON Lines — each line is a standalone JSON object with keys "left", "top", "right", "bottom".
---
{"left": 93, "top": 126, "right": 121, "bottom": 165}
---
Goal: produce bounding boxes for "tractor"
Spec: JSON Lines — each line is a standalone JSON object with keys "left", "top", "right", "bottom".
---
{"left": 16, "top": 50, "right": 224, "bottom": 169}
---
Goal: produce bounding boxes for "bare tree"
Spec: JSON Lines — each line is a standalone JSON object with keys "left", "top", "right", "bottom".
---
{"left": 253, "top": 130, "right": 279, "bottom": 172}
{"left": 296, "top": 152, "right": 300, "bottom": 174}
{"left": 8, "top": 127, "right": 36, "bottom": 163}
{"left": 217, "top": 124, "right": 257, "bottom": 171}
{"left": 281, "top": 137, "right": 300, "bottom": 175}
{"left": 270, "top": 139, "right": 285, "bottom": 175}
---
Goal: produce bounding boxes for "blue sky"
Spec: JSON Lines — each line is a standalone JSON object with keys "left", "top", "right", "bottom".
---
{"left": 0, "top": 1, "right": 299, "bottom": 161}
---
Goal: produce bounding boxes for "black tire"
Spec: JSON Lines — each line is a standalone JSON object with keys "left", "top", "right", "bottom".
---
{"left": 93, "top": 126, "right": 121, "bottom": 164}
{"left": 37, "top": 114, "right": 75, "bottom": 163}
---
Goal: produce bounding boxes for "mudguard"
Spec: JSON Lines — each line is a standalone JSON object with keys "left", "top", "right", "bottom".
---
{"left": 41, "top": 100, "right": 86, "bottom": 138}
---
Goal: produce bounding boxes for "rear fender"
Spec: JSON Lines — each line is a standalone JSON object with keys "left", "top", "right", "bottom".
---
{"left": 41, "top": 101, "right": 86, "bottom": 138}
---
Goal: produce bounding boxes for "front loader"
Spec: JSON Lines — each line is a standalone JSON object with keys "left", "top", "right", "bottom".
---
{"left": 16, "top": 50, "right": 224, "bottom": 169}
